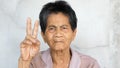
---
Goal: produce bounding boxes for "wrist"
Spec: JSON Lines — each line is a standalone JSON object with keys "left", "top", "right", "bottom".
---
{"left": 18, "top": 57, "right": 31, "bottom": 68}
{"left": 19, "top": 55, "right": 32, "bottom": 61}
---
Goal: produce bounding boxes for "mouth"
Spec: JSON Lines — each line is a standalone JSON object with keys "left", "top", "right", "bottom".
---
{"left": 54, "top": 40, "right": 64, "bottom": 43}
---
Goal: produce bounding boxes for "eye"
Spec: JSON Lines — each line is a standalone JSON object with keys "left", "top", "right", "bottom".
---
{"left": 63, "top": 27, "right": 67, "bottom": 29}
{"left": 48, "top": 27, "right": 56, "bottom": 32}
{"left": 62, "top": 26, "right": 68, "bottom": 29}
{"left": 61, "top": 26, "right": 68, "bottom": 31}
{"left": 49, "top": 27, "right": 54, "bottom": 30}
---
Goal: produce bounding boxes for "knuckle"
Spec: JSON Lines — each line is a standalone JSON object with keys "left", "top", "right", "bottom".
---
{"left": 20, "top": 40, "right": 25, "bottom": 45}
{"left": 36, "top": 40, "right": 40, "bottom": 45}
{"left": 20, "top": 43, "right": 25, "bottom": 48}
{"left": 25, "top": 35, "right": 30, "bottom": 39}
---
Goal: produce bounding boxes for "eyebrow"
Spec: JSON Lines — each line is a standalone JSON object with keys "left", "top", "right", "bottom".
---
{"left": 61, "top": 25, "right": 68, "bottom": 27}
{"left": 47, "top": 25, "right": 56, "bottom": 28}
{"left": 48, "top": 24, "right": 69, "bottom": 28}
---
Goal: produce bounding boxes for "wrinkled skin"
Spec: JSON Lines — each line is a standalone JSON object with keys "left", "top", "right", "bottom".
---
{"left": 20, "top": 18, "right": 40, "bottom": 61}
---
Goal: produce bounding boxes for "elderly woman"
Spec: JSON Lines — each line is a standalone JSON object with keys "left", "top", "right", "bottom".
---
{"left": 19, "top": 1, "right": 100, "bottom": 68}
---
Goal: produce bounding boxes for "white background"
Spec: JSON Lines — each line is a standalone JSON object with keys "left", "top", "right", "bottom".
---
{"left": 0, "top": 0, "right": 120, "bottom": 68}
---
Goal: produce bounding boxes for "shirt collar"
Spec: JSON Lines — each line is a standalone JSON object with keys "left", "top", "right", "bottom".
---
{"left": 41, "top": 48, "right": 81, "bottom": 68}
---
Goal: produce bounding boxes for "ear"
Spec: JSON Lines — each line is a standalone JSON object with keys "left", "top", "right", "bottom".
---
{"left": 41, "top": 32, "right": 47, "bottom": 43}
{"left": 72, "top": 29, "right": 77, "bottom": 41}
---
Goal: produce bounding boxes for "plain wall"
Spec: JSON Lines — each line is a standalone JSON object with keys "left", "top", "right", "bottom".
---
{"left": 0, "top": 0, "right": 119, "bottom": 68}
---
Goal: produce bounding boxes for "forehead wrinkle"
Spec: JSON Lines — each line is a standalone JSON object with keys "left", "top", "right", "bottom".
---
{"left": 47, "top": 13, "right": 69, "bottom": 23}
{"left": 47, "top": 12, "right": 70, "bottom": 28}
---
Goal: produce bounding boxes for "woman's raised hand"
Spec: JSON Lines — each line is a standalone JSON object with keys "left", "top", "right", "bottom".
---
{"left": 20, "top": 18, "right": 40, "bottom": 61}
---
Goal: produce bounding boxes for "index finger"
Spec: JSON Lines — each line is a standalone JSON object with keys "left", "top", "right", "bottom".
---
{"left": 26, "top": 18, "right": 32, "bottom": 36}
{"left": 32, "top": 20, "right": 39, "bottom": 38}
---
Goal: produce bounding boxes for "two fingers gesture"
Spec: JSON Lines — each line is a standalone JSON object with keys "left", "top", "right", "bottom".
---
{"left": 20, "top": 18, "right": 40, "bottom": 61}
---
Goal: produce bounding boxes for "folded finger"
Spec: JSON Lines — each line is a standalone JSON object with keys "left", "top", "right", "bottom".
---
{"left": 23, "top": 39, "right": 32, "bottom": 45}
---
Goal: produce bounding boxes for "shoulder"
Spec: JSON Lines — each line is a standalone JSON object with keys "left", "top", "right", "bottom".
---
{"left": 73, "top": 50, "right": 100, "bottom": 68}
{"left": 72, "top": 49, "right": 97, "bottom": 62}
{"left": 77, "top": 52, "right": 97, "bottom": 63}
{"left": 30, "top": 50, "right": 49, "bottom": 68}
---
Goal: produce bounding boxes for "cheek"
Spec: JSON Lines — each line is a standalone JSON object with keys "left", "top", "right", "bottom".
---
{"left": 45, "top": 33, "right": 54, "bottom": 42}
{"left": 45, "top": 34, "right": 55, "bottom": 48}
{"left": 66, "top": 33, "right": 75, "bottom": 42}
{"left": 66, "top": 31, "right": 72, "bottom": 37}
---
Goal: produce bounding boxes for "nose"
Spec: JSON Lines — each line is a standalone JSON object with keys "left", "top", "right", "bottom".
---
{"left": 54, "top": 28, "right": 63, "bottom": 38}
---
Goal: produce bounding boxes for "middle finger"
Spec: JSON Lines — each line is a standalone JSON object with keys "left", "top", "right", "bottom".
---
{"left": 32, "top": 20, "right": 39, "bottom": 38}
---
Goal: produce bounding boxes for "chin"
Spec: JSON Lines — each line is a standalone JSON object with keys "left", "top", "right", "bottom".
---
{"left": 50, "top": 43, "right": 69, "bottom": 51}
{"left": 53, "top": 46, "right": 69, "bottom": 51}
{"left": 54, "top": 47, "right": 64, "bottom": 51}
{"left": 53, "top": 45, "right": 65, "bottom": 51}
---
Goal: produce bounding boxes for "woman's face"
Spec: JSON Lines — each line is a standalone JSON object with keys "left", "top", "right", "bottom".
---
{"left": 42, "top": 12, "right": 76, "bottom": 51}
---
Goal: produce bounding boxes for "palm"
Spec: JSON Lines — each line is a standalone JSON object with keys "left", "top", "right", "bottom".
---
{"left": 20, "top": 18, "right": 40, "bottom": 61}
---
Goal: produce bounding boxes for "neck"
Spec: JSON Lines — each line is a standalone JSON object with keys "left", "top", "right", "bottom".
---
{"left": 50, "top": 48, "right": 71, "bottom": 65}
